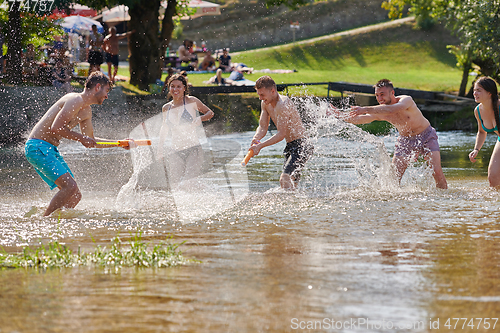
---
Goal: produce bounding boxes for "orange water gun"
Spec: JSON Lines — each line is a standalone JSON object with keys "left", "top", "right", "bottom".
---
{"left": 241, "top": 141, "right": 260, "bottom": 166}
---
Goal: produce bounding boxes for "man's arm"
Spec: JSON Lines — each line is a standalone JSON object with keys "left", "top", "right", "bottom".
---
{"left": 79, "top": 112, "right": 135, "bottom": 149}
{"left": 251, "top": 101, "right": 291, "bottom": 155}
{"left": 350, "top": 95, "right": 413, "bottom": 117}
{"left": 51, "top": 100, "right": 96, "bottom": 148}
{"left": 116, "top": 30, "right": 135, "bottom": 39}
{"left": 252, "top": 103, "right": 270, "bottom": 145}
{"left": 345, "top": 113, "right": 381, "bottom": 125}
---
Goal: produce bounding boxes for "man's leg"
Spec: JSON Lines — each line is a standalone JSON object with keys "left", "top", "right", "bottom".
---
{"left": 392, "top": 155, "right": 410, "bottom": 184}
{"left": 107, "top": 62, "right": 112, "bottom": 80}
{"left": 425, "top": 151, "right": 448, "bottom": 189}
{"left": 279, "top": 173, "right": 294, "bottom": 190}
{"left": 216, "top": 69, "right": 223, "bottom": 85}
{"left": 113, "top": 65, "right": 118, "bottom": 82}
{"left": 44, "top": 173, "right": 81, "bottom": 216}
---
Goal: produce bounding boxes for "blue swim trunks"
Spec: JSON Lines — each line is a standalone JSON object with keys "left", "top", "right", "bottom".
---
{"left": 25, "top": 139, "right": 74, "bottom": 190}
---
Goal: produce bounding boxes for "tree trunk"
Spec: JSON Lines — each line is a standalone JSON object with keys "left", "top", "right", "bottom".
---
{"left": 128, "top": 0, "right": 162, "bottom": 91}
{"left": 159, "top": 0, "right": 177, "bottom": 62}
{"left": 6, "top": 1, "right": 23, "bottom": 85}
{"left": 458, "top": 58, "right": 471, "bottom": 97}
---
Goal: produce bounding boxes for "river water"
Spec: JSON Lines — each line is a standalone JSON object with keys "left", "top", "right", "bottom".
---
{"left": 0, "top": 110, "right": 499, "bottom": 333}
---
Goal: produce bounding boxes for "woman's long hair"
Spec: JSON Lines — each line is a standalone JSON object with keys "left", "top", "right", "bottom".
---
{"left": 476, "top": 76, "right": 500, "bottom": 131}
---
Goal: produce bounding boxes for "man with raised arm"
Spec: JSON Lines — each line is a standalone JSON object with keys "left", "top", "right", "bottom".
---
{"left": 341, "top": 79, "right": 447, "bottom": 189}
{"left": 25, "top": 72, "right": 134, "bottom": 216}
{"left": 248, "top": 75, "right": 313, "bottom": 189}
{"left": 103, "top": 27, "right": 134, "bottom": 83}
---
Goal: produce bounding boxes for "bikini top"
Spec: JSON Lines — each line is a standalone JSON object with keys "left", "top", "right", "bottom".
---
{"left": 166, "top": 97, "right": 193, "bottom": 125}
{"left": 476, "top": 105, "right": 499, "bottom": 134}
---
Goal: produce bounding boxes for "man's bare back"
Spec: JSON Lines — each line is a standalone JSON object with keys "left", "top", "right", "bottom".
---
{"left": 28, "top": 93, "right": 93, "bottom": 147}
{"left": 103, "top": 28, "right": 134, "bottom": 56}
{"left": 103, "top": 34, "right": 120, "bottom": 55}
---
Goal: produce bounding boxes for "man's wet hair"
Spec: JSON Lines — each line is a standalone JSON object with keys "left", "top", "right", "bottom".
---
{"left": 85, "top": 71, "right": 112, "bottom": 90}
{"left": 374, "top": 79, "right": 394, "bottom": 90}
{"left": 255, "top": 75, "right": 276, "bottom": 90}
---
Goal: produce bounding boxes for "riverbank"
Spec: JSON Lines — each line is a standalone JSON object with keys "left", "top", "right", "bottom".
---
{"left": 0, "top": 85, "right": 262, "bottom": 144}
{"left": 0, "top": 83, "right": 476, "bottom": 144}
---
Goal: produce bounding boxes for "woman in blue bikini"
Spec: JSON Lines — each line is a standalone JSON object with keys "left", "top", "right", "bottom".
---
{"left": 157, "top": 74, "right": 214, "bottom": 186}
{"left": 469, "top": 76, "right": 500, "bottom": 187}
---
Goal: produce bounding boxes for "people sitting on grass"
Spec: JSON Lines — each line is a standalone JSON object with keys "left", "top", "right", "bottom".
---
{"left": 52, "top": 58, "right": 73, "bottom": 93}
{"left": 178, "top": 39, "right": 198, "bottom": 71}
{"left": 22, "top": 43, "right": 39, "bottom": 82}
{"left": 161, "top": 67, "right": 175, "bottom": 94}
{"left": 198, "top": 50, "right": 216, "bottom": 71}
{"left": 207, "top": 69, "right": 235, "bottom": 86}
{"left": 206, "top": 65, "right": 253, "bottom": 86}
{"left": 217, "top": 48, "right": 231, "bottom": 72}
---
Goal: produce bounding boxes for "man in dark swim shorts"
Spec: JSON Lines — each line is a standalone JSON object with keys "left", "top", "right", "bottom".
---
{"left": 103, "top": 27, "right": 134, "bottom": 83}
{"left": 248, "top": 76, "right": 313, "bottom": 189}
{"left": 283, "top": 138, "right": 314, "bottom": 182}
{"left": 88, "top": 25, "right": 104, "bottom": 74}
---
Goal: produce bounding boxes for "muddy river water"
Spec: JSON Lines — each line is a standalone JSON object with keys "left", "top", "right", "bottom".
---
{"left": 0, "top": 113, "right": 499, "bottom": 332}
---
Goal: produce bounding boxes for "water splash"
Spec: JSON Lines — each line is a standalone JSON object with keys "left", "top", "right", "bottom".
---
{"left": 116, "top": 113, "right": 249, "bottom": 224}
{"left": 292, "top": 95, "right": 434, "bottom": 197}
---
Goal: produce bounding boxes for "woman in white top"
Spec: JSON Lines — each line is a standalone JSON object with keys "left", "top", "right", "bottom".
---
{"left": 157, "top": 73, "right": 214, "bottom": 185}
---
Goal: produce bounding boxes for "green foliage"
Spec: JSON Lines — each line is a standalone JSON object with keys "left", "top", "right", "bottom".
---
{"left": 172, "top": 23, "right": 183, "bottom": 40}
{"left": 381, "top": 0, "right": 500, "bottom": 79}
{"left": 0, "top": 0, "right": 73, "bottom": 15}
{"left": 358, "top": 121, "right": 394, "bottom": 136}
{"left": 0, "top": 1, "right": 64, "bottom": 49}
{"left": 0, "top": 232, "right": 192, "bottom": 270}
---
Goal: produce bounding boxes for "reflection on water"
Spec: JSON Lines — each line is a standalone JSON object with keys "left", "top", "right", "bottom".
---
{"left": 1, "top": 119, "right": 500, "bottom": 332}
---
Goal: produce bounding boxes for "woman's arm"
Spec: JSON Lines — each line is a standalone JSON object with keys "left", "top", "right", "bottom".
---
{"left": 470, "top": 107, "right": 488, "bottom": 163}
{"left": 193, "top": 97, "right": 214, "bottom": 121}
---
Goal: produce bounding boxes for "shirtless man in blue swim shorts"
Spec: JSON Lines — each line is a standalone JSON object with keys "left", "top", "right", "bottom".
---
{"left": 338, "top": 79, "right": 447, "bottom": 189}
{"left": 248, "top": 75, "right": 313, "bottom": 189}
{"left": 25, "top": 72, "right": 134, "bottom": 216}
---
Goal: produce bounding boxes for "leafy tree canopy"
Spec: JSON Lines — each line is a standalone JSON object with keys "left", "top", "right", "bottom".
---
{"left": 382, "top": 0, "right": 500, "bottom": 89}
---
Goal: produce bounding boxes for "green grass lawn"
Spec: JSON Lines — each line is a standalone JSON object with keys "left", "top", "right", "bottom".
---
{"left": 115, "top": 20, "right": 465, "bottom": 97}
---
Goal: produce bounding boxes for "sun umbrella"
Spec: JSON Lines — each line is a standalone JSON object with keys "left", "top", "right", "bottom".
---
{"left": 184, "top": 0, "right": 221, "bottom": 19}
{"left": 160, "top": 0, "right": 221, "bottom": 20}
{"left": 59, "top": 15, "right": 104, "bottom": 35}
{"left": 52, "top": 4, "right": 98, "bottom": 17}
{"left": 101, "top": 5, "right": 131, "bottom": 23}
